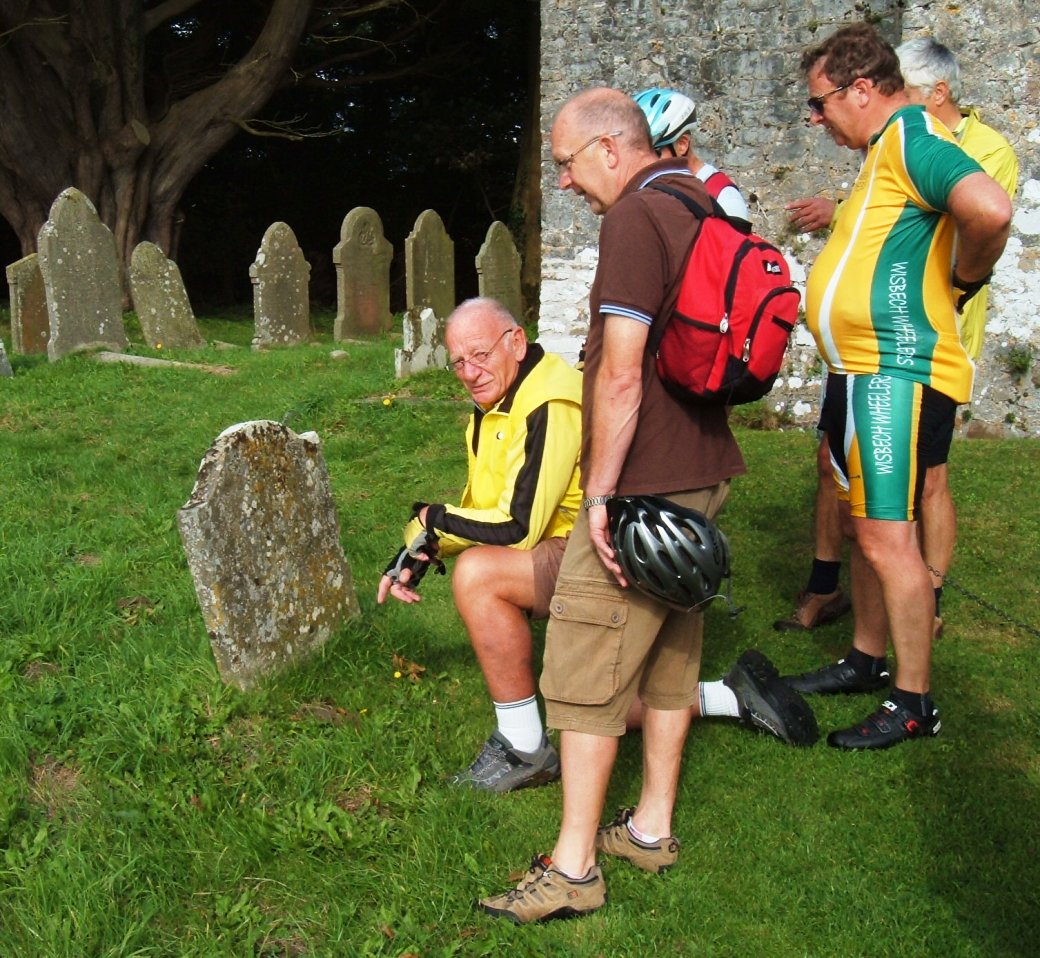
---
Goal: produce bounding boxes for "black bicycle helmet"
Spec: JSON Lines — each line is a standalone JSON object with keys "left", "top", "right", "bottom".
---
{"left": 607, "top": 495, "right": 730, "bottom": 611}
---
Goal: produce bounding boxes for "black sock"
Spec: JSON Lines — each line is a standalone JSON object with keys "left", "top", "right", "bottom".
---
{"left": 934, "top": 586, "right": 943, "bottom": 618}
{"left": 806, "top": 559, "right": 841, "bottom": 596}
{"left": 891, "top": 686, "right": 933, "bottom": 719}
{"left": 844, "top": 647, "right": 887, "bottom": 678}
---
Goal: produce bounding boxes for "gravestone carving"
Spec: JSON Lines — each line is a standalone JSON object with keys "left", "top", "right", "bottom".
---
{"left": 250, "top": 222, "right": 311, "bottom": 349}
{"left": 6, "top": 254, "right": 49, "bottom": 354}
{"left": 37, "top": 188, "right": 127, "bottom": 361}
{"left": 333, "top": 207, "right": 393, "bottom": 338}
{"left": 395, "top": 307, "right": 447, "bottom": 378}
{"left": 129, "top": 242, "right": 204, "bottom": 349}
{"left": 177, "top": 420, "right": 360, "bottom": 691}
{"left": 476, "top": 222, "right": 523, "bottom": 323}
{"left": 405, "top": 209, "right": 455, "bottom": 321}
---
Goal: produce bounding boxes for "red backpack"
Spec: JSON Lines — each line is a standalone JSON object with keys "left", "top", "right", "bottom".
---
{"left": 646, "top": 180, "right": 800, "bottom": 406}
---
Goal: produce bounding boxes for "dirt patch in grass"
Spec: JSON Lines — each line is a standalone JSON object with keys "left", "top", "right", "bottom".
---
{"left": 29, "top": 755, "right": 82, "bottom": 818}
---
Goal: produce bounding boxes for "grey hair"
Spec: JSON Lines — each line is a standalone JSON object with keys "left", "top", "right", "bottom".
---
{"left": 446, "top": 297, "right": 518, "bottom": 331}
{"left": 896, "top": 36, "right": 962, "bottom": 103}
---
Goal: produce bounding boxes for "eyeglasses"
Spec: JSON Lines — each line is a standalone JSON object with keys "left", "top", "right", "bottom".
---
{"left": 555, "top": 130, "right": 623, "bottom": 171}
{"left": 807, "top": 83, "right": 850, "bottom": 115}
{"left": 446, "top": 327, "right": 516, "bottom": 373}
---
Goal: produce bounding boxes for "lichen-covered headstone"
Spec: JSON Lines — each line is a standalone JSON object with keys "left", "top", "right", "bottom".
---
{"left": 37, "top": 188, "right": 127, "bottom": 360}
{"left": 333, "top": 207, "right": 393, "bottom": 339}
{"left": 249, "top": 222, "right": 311, "bottom": 349}
{"left": 129, "top": 241, "right": 204, "bottom": 349}
{"left": 476, "top": 222, "right": 523, "bottom": 323}
{"left": 177, "top": 420, "right": 359, "bottom": 690}
{"left": 0, "top": 339, "right": 12, "bottom": 377}
{"left": 395, "top": 306, "right": 447, "bottom": 378}
{"left": 5, "top": 254, "right": 49, "bottom": 354}
{"left": 405, "top": 209, "right": 454, "bottom": 321}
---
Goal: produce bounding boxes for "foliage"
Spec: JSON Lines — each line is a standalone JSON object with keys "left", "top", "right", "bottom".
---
{"left": 1, "top": 322, "right": 1039, "bottom": 955}
{"left": 1001, "top": 342, "right": 1034, "bottom": 378}
{"left": 0, "top": 1, "right": 536, "bottom": 311}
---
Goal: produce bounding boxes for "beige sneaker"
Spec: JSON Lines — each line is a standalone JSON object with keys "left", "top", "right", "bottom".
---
{"left": 773, "top": 587, "right": 851, "bottom": 631}
{"left": 478, "top": 855, "right": 606, "bottom": 924}
{"left": 595, "top": 807, "right": 679, "bottom": 873}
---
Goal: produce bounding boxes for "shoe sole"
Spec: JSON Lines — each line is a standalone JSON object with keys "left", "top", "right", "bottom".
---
{"left": 478, "top": 900, "right": 605, "bottom": 923}
{"left": 729, "top": 651, "right": 820, "bottom": 746}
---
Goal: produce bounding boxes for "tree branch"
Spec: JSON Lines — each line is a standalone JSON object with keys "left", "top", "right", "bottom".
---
{"left": 142, "top": 0, "right": 205, "bottom": 35}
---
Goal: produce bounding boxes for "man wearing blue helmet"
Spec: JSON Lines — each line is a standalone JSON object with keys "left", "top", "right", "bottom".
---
{"left": 633, "top": 87, "right": 751, "bottom": 222}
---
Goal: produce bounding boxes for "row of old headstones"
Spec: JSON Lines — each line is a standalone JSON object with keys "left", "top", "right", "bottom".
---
{"left": 3, "top": 187, "right": 523, "bottom": 375}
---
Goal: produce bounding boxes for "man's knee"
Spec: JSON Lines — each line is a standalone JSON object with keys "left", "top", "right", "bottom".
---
{"left": 452, "top": 546, "right": 494, "bottom": 602}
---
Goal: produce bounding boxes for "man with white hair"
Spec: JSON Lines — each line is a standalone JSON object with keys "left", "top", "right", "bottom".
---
{"left": 378, "top": 297, "right": 582, "bottom": 792}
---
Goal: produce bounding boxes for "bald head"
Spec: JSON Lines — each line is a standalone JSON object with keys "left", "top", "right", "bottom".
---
{"left": 556, "top": 88, "right": 654, "bottom": 151}
{"left": 551, "top": 88, "right": 659, "bottom": 215}
{"left": 445, "top": 298, "right": 526, "bottom": 408}
{"left": 446, "top": 297, "right": 518, "bottom": 335}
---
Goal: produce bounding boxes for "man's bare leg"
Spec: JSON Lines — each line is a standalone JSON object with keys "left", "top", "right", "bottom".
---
{"left": 551, "top": 730, "right": 618, "bottom": 877}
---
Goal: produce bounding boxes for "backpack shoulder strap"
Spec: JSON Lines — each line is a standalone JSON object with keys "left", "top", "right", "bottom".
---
{"left": 646, "top": 180, "right": 752, "bottom": 235}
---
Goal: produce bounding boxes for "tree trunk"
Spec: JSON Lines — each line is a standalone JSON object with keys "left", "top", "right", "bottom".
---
{"left": 511, "top": 0, "right": 542, "bottom": 327}
{"left": 0, "top": 0, "right": 314, "bottom": 268}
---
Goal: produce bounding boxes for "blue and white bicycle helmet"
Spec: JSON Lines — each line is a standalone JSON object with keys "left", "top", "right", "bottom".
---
{"left": 633, "top": 87, "right": 697, "bottom": 152}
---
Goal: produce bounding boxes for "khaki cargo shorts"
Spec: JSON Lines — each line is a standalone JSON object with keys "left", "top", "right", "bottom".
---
{"left": 540, "top": 483, "right": 729, "bottom": 736}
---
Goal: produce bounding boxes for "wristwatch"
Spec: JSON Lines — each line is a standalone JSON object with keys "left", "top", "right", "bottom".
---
{"left": 582, "top": 495, "right": 611, "bottom": 509}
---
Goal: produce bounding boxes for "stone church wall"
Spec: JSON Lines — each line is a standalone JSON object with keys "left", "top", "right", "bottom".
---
{"left": 539, "top": 0, "right": 1040, "bottom": 435}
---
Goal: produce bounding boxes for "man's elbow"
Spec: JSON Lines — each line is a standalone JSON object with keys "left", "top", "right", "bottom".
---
{"left": 974, "top": 183, "right": 1013, "bottom": 237}
{"left": 984, "top": 190, "right": 1013, "bottom": 237}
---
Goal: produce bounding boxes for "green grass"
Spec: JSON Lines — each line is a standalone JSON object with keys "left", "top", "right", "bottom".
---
{"left": 1, "top": 315, "right": 1039, "bottom": 956}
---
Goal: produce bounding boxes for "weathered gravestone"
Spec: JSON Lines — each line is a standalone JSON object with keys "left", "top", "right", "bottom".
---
{"left": 476, "top": 221, "right": 523, "bottom": 323}
{"left": 405, "top": 209, "right": 454, "bottom": 321}
{"left": 5, "top": 254, "right": 49, "bottom": 354}
{"left": 395, "top": 306, "right": 447, "bottom": 378}
{"left": 37, "top": 187, "right": 127, "bottom": 361}
{"left": 0, "top": 339, "right": 12, "bottom": 377}
{"left": 249, "top": 222, "right": 311, "bottom": 349}
{"left": 129, "top": 241, "right": 205, "bottom": 349}
{"left": 177, "top": 420, "right": 359, "bottom": 691}
{"left": 333, "top": 206, "right": 393, "bottom": 339}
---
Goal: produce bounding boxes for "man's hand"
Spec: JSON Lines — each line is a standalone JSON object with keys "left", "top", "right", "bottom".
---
{"left": 375, "top": 529, "right": 445, "bottom": 605}
{"left": 785, "top": 197, "right": 836, "bottom": 232}
{"left": 952, "top": 270, "right": 992, "bottom": 313}
{"left": 377, "top": 563, "right": 424, "bottom": 605}
{"left": 587, "top": 502, "right": 628, "bottom": 588}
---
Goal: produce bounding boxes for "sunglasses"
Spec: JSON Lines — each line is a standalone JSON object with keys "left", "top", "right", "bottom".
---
{"left": 807, "top": 83, "right": 850, "bottom": 115}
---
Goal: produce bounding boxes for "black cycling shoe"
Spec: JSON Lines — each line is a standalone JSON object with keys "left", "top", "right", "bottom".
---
{"left": 724, "top": 649, "right": 819, "bottom": 746}
{"left": 783, "top": 658, "right": 890, "bottom": 695}
{"left": 827, "top": 699, "right": 941, "bottom": 750}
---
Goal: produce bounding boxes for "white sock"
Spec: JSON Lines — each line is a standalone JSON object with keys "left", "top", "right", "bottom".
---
{"left": 699, "top": 680, "right": 741, "bottom": 718}
{"left": 494, "top": 695, "right": 543, "bottom": 753}
{"left": 627, "top": 818, "right": 661, "bottom": 844}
